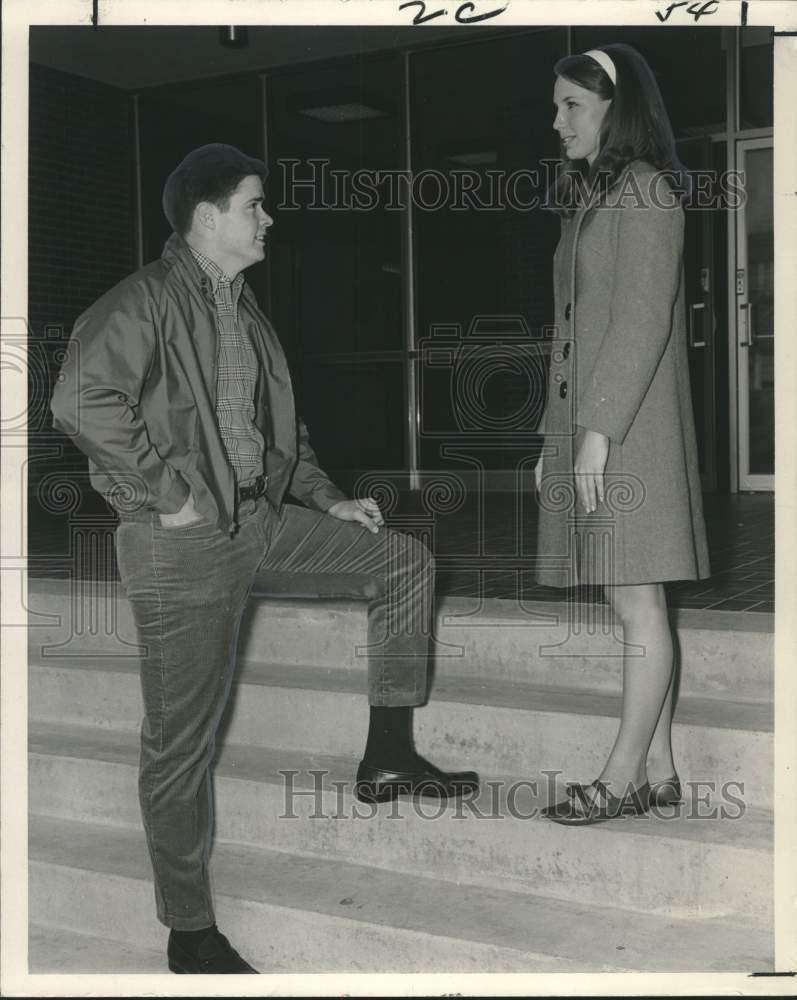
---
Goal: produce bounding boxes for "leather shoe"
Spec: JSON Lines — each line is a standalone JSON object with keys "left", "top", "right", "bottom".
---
{"left": 543, "top": 779, "right": 651, "bottom": 826}
{"left": 648, "top": 775, "right": 682, "bottom": 807}
{"left": 567, "top": 774, "right": 682, "bottom": 808}
{"left": 167, "top": 925, "right": 258, "bottom": 973}
{"left": 355, "top": 758, "right": 479, "bottom": 803}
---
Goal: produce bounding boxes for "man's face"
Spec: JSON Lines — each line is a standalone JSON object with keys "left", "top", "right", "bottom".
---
{"left": 211, "top": 175, "right": 273, "bottom": 275}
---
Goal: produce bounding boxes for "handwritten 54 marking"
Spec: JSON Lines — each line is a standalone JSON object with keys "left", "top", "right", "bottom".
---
{"left": 656, "top": 0, "right": 720, "bottom": 22}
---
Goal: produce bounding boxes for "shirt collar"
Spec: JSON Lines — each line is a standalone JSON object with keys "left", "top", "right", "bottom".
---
{"left": 188, "top": 246, "right": 244, "bottom": 294}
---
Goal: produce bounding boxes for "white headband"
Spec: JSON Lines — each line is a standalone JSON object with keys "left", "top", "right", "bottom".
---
{"left": 583, "top": 49, "right": 617, "bottom": 85}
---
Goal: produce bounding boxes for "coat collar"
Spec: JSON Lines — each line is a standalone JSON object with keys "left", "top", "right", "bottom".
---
{"left": 573, "top": 158, "right": 656, "bottom": 220}
{"left": 162, "top": 232, "right": 210, "bottom": 286}
{"left": 576, "top": 160, "right": 655, "bottom": 218}
{"left": 161, "top": 232, "right": 261, "bottom": 312}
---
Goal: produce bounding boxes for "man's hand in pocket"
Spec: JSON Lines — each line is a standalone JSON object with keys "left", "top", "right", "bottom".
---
{"left": 159, "top": 491, "right": 202, "bottom": 528}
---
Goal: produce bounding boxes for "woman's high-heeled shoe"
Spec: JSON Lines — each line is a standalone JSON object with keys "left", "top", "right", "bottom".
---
{"left": 648, "top": 775, "right": 682, "bottom": 807}
{"left": 543, "top": 779, "right": 651, "bottom": 826}
{"left": 566, "top": 773, "right": 682, "bottom": 808}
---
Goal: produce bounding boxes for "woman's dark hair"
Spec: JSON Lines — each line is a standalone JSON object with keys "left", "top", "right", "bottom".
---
{"left": 162, "top": 143, "right": 269, "bottom": 236}
{"left": 547, "top": 43, "right": 690, "bottom": 215}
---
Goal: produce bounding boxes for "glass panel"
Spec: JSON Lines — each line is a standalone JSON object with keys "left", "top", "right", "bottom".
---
{"left": 419, "top": 326, "right": 548, "bottom": 471}
{"left": 743, "top": 146, "right": 774, "bottom": 476}
{"left": 740, "top": 28, "right": 774, "bottom": 129}
{"left": 295, "top": 360, "right": 406, "bottom": 484}
{"left": 572, "top": 27, "right": 726, "bottom": 138}
{"left": 412, "top": 29, "right": 566, "bottom": 471}
{"left": 268, "top": 55, "right": 404, "bottom": 356}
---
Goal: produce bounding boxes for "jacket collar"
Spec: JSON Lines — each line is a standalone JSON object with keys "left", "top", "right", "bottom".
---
{"left": 161, "top": 232, "right": 254, "bottom": 304}
{"left": 161, "top": 232, "right": 207, "bottom": 284}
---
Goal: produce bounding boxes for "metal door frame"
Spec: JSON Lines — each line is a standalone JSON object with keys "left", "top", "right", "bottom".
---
{"left": 677, "top": 135, "right": 718, "bottom": 493}
{"left": 735, "top": 135, "right": 775, "bottom": 491}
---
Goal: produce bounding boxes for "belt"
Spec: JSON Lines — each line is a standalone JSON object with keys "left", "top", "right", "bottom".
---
{"left": 237, "top": 474, "right": 267, "bottom": 503}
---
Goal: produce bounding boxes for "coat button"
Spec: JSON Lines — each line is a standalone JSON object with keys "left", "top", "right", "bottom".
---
{"left": 564, "top": 302, "right": 572, "bottom": 321}
{"left": 563, "top": 342, "right": 571, "bottom": 359}
{"left": 559, "top": 381, "right": 568, "bottom": 398}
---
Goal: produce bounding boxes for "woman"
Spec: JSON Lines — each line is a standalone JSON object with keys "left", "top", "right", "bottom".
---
{"left": 534, "top": 44, "right": 710, "bottom": 825}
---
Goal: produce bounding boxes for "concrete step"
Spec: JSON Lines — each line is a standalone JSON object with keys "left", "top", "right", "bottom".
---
{"left": 30, "top": 657, "right": 775, "bottom": 806}
{"left": 29, "top": 723, "right": 773, "bottom": 928}
{"left": 29, "top": 924, "right": 167, "bottom": 974}
{"left": 424, "top": 598, "right": 774, "bottom": 703}
{"left": 27, "top": 579, "right": 774, "bottom": 703}
{"left": 29, "top": 814, "right": 774, "bottom": 972}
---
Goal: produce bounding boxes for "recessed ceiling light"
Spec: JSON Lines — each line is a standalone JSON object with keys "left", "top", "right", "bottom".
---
{"left": 298, "top": 103, "right": 389, "bottom": 123}
{"left": 447, "top": 150, "right": 498, "bottom": 166}
{"left": 289, "top": 88, "right": 393, "bottom": 124}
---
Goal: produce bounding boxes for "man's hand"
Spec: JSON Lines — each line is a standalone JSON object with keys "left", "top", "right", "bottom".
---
{"left": 574, "top": 429, "right": 610, "bottom": 514}
{"left": 327, "top": 497, "right": 384, "bottom": 534}
{"left": 159, "top": 491, "right": 202, "bottom": 528}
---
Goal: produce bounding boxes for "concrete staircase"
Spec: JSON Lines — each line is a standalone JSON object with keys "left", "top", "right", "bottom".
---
{"left": 27, "top": 577, "right": 774, "bottom": 973}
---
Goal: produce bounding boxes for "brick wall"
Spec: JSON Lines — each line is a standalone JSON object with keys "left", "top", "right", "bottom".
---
{"left": 29, "top": 63, "right": 136, "bottom": 343}
{"left": 28, "top": 63, "right": 136, "bottom": 509}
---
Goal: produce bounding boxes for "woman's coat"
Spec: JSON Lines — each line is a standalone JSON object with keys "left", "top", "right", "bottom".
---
{"left": 535, "top": 161, "right": 711, "bottom": 587}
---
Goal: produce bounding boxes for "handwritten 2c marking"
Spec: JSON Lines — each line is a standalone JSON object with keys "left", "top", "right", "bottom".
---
{"left": 399, "top": 1, "right": 508, "bottom": 25}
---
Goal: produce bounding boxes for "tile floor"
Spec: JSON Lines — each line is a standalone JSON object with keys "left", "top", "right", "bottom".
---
{"left": 26, "top": 491, "right": 774, "bottom": 613}
{"left": 423, "top": 491, "right": 774, "bottom": 614}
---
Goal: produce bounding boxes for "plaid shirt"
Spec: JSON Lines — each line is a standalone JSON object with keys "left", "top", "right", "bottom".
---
{"left": 190, "top": 248, "right": 265, "bottom": 486}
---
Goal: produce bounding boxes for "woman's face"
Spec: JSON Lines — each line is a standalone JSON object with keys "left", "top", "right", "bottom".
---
{"left": 553, "top": 76, "right": 612, "bottom": 166}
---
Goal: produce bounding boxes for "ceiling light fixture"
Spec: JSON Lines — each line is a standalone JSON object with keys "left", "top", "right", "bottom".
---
{"left": 447, "top": 150, "right": 498, "bottom": 166}
{"left": 288, "top": 88, "right": 394, "bottom": 124}
{"left": 219, "top": 26, "right": 249, "bottom": 48}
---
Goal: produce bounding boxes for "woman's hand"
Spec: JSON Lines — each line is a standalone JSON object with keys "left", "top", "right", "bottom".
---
{"left": 327, "top": 497, "right": 384, "bottom": 534}
{"left": 574, "top": 429, "right": 609, "bottom": 513}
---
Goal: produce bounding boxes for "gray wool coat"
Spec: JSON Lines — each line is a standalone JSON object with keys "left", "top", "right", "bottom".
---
{"left": 535, "top": 161, "right": 711, "bottom": 587}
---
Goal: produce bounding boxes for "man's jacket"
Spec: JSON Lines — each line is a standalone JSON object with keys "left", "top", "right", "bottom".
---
{"left": 51, "top": 234, "right": 346, "bottom": 531}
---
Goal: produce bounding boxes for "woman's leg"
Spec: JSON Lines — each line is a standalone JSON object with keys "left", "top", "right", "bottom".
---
{"left": 646, "top": 671, "right": 677, "bottom": 782}
{"left": 598, "top": 582, "right": 675, "bottom": 793}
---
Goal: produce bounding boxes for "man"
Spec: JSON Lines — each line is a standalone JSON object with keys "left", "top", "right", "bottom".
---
{"left": 50, "top": 144, "right": 478, "bottom": 974}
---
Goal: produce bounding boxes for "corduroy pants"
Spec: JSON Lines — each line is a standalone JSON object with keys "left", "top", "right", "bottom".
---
{"left": 115, "top": 497, "right": 434, "bottom": 929}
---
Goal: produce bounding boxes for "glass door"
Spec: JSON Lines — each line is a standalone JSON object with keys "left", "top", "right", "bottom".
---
{"left": 268, "top": 53, "right": 406, "bottom": 490}
{"left": 736, "top": 138, "right": 774, "bottom": 490}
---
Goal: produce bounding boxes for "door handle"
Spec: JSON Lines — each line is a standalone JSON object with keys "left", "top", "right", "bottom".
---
{"left": 739, "top": 302, "right": 752, "bottom": 347}
{"left": 688, "top": 302, "right": 706, "bottom": 348}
